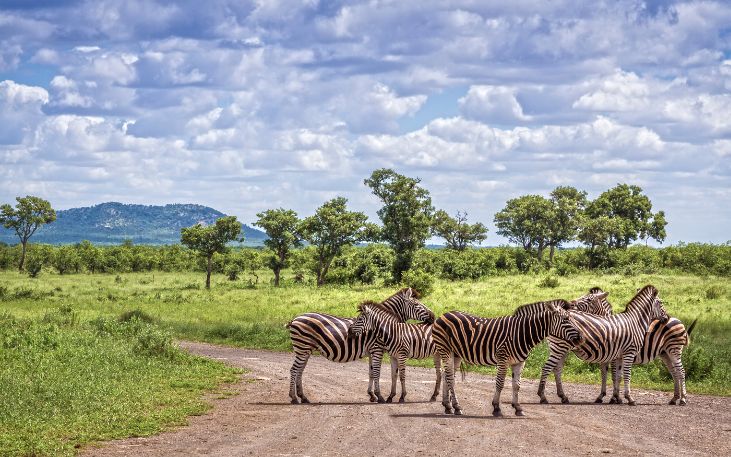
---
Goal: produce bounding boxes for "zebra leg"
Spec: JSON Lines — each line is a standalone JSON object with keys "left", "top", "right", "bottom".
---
{"left": 370, "top": 350, "right": 386, "bottom": 403}
{"left": 430, "top": 353, "right": 441, "bottom": 402}
{"left": 554, "top": 353, "right": 570, "bottom": 404}
{"left": 537, "top": 355, "right": 558, "bottom": 404}
{"left": 367, "top": 356, "right": 376, "bottom": 402}
{"left": 492, "top": 364, "right": 508, "bottom": 417}
{"left": 609, "top": 360, "right": 623, "bottom": 404}
{"left": 511, "top": 362, "right": 526, "bottom": 416}
{"left": 596, "top": 363, "right": 608, "bottom": 403}
{"left": 387, "top": 356, "right": 398, "bottom": 403}
{"left": 289, "top": 350, "right": 311, "bottom": 404}
{"left": 440, "top": 351, "right": 455, "bottom": 414}
{"left": 660, "top": 352, "right": 679, "bottom": 405}
{"left": 622, "top": 354, "right": 636, "bottom": 405}
{"left": 398, "top": 353, "right": 407, "bottom": 403}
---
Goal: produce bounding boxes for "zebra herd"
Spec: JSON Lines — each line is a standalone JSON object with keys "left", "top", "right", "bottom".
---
{"left": 286, "top": 286, "right": 696, "bottom": 417}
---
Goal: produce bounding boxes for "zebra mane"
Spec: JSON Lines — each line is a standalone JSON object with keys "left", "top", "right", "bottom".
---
{"left": 396, "top": 287, "right": 421, "bottom": 299}
{"left": 622, "top": 285, "right": 658, "bottom": 313}
{"left": 513, "top": 299, "right": 571, "bottom": 316}
{"left": 357, "top": 300, "right": 399, "bottom": 318}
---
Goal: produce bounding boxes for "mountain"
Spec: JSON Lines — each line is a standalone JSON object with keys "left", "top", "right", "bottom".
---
{"left": 0, "top": 202, "right": 267, "bottom": 246}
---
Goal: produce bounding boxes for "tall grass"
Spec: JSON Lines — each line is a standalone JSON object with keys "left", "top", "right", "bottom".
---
{"left": 0, "top": 308, "right": 239, "bottom": 456}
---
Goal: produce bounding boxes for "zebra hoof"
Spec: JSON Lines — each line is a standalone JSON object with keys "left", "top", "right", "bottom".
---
{"left": 398, "top": 398, "right": 405, "bottom": 404}
{"left": 429, "top": 395, "right": 438, "bottom": 402}
{"left": 377, "top": 397, "right": 386, "bottom": 404}
{"left": 290, "top": 398, "right": 300, "bottom": 404}
{"left": 385, "top": 397, "right": 393, "bottom": 403}
{"left": 454, "top": 408, "right": 463, "bottom": 416}
{"left": 595, "top": 397, "right": 604, "bottom": 404}
{"left": 539, "top": 398, "right": 549, "bottom": 404}
{"left": 492, "top": 409, "right": 503, "bottom": 418}
{"left": 679, "top": 399, "right": 687, "bottom": 406}
{"left": 300, "top": 397, "right": 310, "bottom": 404}
{"left": 515, "top": 410, "right": 525, "bottom": 417}
{"left": 627, "top": 399, "right": 636, "bottom": 406}
{"left": 444, "top": 407, "right": 453, "bottom": 415}
{"left": 668, "top": 398, "right": 677, "bottom": 405}
{"left": 561, "top": 397, "right": 570, "bottom": 404}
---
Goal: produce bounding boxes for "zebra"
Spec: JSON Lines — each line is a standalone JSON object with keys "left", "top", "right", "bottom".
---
{"left": 348, "top": 300, "right": 446, "bottom": 403}
{"left": 579, "top": 288, "right": 697, "bottom": 406}
{"left": 433, "top": 299, "right": 584, "bottom": 417}
{"left": 536, "top": 285, "right": 669, "bottom": 406}
{"left": 286, "top": 287, "right": 434, "bottom": 404}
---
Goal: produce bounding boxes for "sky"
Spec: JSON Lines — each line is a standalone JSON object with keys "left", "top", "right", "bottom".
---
{"left": 0, "top": 0, "right": 730, "bottom": 245}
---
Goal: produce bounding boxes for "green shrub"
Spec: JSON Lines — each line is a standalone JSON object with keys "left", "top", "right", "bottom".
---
{"left": 401, "top": 268, "right": 435, "bottom": 296}
{"left": 538, "top": 275, "right": 560, "bottom": 288}
{"left": 683, "top": 344, "right": 713, "bottom": 381}
{"left": 705, "top": 285, "right": 724, "bottom": 300}
{"left": 119, "top": 309, "right": 156, "bottom": 324}
{"left": 25, "top": 254, "right": 44, "bottom": 278}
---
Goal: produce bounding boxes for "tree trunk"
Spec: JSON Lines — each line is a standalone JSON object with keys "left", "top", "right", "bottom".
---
{"left": 205, "top": 255, "right": 212, "bottom": 289}
{"left": 549, "top": 245, "right": 555, "bottom": 264}
{"left": 274, "top": 268, "right": 281, "bottom": 286}
{"left": 18, "top": 240, "right": 27, "bottom": 271}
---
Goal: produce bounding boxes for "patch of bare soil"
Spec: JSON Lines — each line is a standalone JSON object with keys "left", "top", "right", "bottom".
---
{"left": 83, "top": 341, "right": 731, "bottom": 456}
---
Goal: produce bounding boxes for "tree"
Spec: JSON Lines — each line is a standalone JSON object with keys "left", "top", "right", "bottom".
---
{"left": 254, "top": 208, "right": 301, "bottom": 286}
{"left": 494, "top": 195, "right": 553, "bottom": 260}
{"left": 364, "top": 168, "right": 434, "bottom": 282}
{"left": 299, "top": 197, "right": 378, "bottom": 286}
{"left": 180, "top": 216, "right": 242, "bottom": 289}
{"left": 432, "top": 210, "right": 488, "bottom": 251}
{"left": 0, "top": 196, "right": 56, "bottom": 271}
{"left": 545, "top": 186, "right": 588, "bottom": 263}
{"left": 583, "top": 184, "right": 666, "bottom": 248}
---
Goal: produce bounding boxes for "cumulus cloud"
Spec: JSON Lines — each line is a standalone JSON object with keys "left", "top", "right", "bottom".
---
{"left": 1, "top": 0, "right": 731, "bottom": 243}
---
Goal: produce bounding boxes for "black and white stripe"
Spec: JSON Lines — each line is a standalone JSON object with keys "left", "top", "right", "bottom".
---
{"left": 286, "top": 288, "right": 434, "bottom": 404}
{"left": 433, "top": 300, "right": 583, "bottom": 417}
{"left": 348, "top": 301, "right": 443, "bottom": 403}
{"left": 536, "top": 285, "right": 669, "bottom": 406}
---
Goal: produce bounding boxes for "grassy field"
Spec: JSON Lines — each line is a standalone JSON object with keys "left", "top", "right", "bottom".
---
{"left": 0, "top": 305, "right": 240, "bottom": 456}
{"left": 1, "top": 269, "right": 729, "bottom": 398}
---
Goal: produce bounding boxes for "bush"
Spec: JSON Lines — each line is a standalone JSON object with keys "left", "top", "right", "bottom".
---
{"left": 705, "top": 285, "right": 724, "bottom": 300}
{"left": 401, "top": 268, "right": 435, "bottom": 297}
{"left": 25, "top": 254, "right": 44, "bottom": 278}
{"left": 538, "top": 275, "right": 560, "bottom": 288}
{"left": 119, "top": 309, "right": 156, "bottom": 324}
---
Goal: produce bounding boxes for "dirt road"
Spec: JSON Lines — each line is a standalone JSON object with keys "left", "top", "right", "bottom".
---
{"left": 84, "top": 341, "right": 731, "bottom": 456}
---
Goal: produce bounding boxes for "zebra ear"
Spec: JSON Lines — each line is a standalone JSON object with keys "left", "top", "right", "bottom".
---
{"left": 596, "top": 291, "right": 609, "bottom": 300}
{"left": 405, "top": 288, "right": 413, "bottom": 299}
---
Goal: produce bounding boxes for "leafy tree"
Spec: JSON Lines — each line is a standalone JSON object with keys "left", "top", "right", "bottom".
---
{"left": 0, "top": 196, "right": 56, "bottom": 271}
{"left": 254, "top": 208, "right": 301, "bottom": 286}
{"left": 364, "top": 168, "right": 434, "bottom": 282}
{"left": 583, "top": 184, "right": 666, "bottom": 248}
{"left": 299, "top": 197, "right": 377, "bottom": 286}
{"left": 76, "top": 240, "right": 103, "bottom": 273}
{"left": 180, "top": 216, "right": 242, "bottom": 289}
{"left": 546, "top": 186, "right": 588, "bottom": 263}
{"left": 432, "top": 210, "right": 488, "bottom": 251}
{"left": 54, "top": 245, "right": 82, "bottom": 274}
{"left": 494, "top": 195, "right": 553, "bottom": 260}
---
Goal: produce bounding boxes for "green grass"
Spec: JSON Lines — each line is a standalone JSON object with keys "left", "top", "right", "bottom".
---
{"left": 0, "top": 309, "right": 240, "bottom": 456}
{"left": 1, "top": 269, "right": 729, "bottom": 397}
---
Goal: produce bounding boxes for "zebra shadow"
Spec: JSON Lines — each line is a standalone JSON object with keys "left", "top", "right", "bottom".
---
{"left": 390, "top": 413, "right": 525, "bottom": 420}
{"left": 523, "top": 400, "right": 665, "bottom": 407}
{"left": 253, "top": 401, "right": 388, "bottom": 406}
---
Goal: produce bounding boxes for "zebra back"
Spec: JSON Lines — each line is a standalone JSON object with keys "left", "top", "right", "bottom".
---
{"left": 352, "top": 301, "right": 434, "bottom": 359}
{"left": 571, "top": 288, "right": 613, "bottom": 316}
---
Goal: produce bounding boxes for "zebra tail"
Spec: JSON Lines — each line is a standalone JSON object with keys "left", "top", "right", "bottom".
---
{"left": 685, "top": 318, "right": 698, "bottom": 346}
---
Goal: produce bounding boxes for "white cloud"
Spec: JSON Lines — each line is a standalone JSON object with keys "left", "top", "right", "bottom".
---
{"left": 459, "top": 85, "right": 530, "bottom": 123}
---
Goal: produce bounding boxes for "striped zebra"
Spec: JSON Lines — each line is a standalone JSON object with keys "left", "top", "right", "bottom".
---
{"left": 536, "top": 285, "right": 669, "bottom": 406}
{"left": 579, "top": 288, "right": 697, "bottom": 406}
{"left": 433, "top": 300, "right": 584, "bottom": 417}
{"left": 286, "top": 288, "right": 434, "bottom": 404}
{"left": 348, "top": 300, "right": 445, "bottom": 403}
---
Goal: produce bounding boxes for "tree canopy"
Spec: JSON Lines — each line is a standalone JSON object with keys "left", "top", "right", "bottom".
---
{"left": 254, "top": 208, "right": 301, "bottom": 286}
{"left": 0, "top": 196, "right": 56, "bottom": 271}
{"left": 494, "top": 194, "right": 553, "bottom": 260}
{"left": 432, "top": 210, "right": 488, "bottom": 251}
{"left": 299, "top": 197, "right": 377, "bottom": 286}
{"left": 180, "top": 216, "right": 242, "bottom": 288}
{"left": 364, "top": 168, "right": 434, "bottom": 282}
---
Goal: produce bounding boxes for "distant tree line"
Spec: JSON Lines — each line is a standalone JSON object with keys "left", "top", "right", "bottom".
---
{"left": 0, "top": 168, "right": 697, "bottom": 289}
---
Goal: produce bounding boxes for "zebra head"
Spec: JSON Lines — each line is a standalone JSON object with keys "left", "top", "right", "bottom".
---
{"left": 571, "top": 288, "right": 612, "bottom": 316}
{"left": 384, "top": 287, "right": 435, "bottom": 324}
{"left": 348, "top": 301, "right": 379, "bottom": 337}
{"left": 631, "top": 285, "right": 669, "bottom": 324}
{"left": 546, "top": 301, "right": 584, "bottom": 346}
